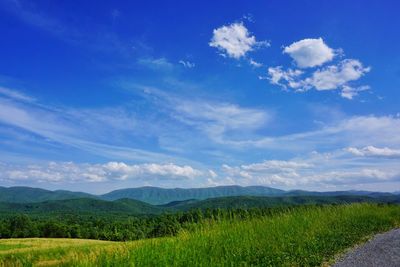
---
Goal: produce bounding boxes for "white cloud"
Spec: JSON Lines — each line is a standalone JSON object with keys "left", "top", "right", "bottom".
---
{"left": 346, "top": 146, "right": 400, "bottom": 158}
{"left": 220, "top": 149, "right": 400, "bottom": 188}
{"left": 0, "top": 96, "right": 187, "bottom": 163}
{"left": 267, "top": 67, "right": 303, "bottom": 89}
{"left": 340, "top": 85, "right": 370, "bottom": 100}
{"left": 209, "top": 22, "right": 267, "bottom": 59}
{"left": 283, "top": 38, "right": 335, "bottom": 68}
{"left": 176, "top": 102, "right": 268, "bottom": 130}
{"left": 249, "top": 59, "right": 262, "bottom": 68}
{"left": 179, "top": 60, "right": 195, "bottom": 68}
{"left": 241, "top": 160, "right": 312, "bottom": 171}
{"left": 0, "top": 87, "right": 35, "bottom": 102}
{"left": 267, "top": 59, "right": 370, "bottom": 98}
{"left": 216, "top": 115, "right": 400, "bottom": 154}
{"left": 0, "top": 161, "right": 203, "bottom": 183}
{"left": 103, "top": 162, "right": 202, "bottom": 180}
{"left": 267, "top": 38, "right": 371, "bottom": 99}
{"left": 174, "top": 101, "right": 271, "bottom": 143}
{"left": 208, "top": 170, "right": 218, "bottom": 178}
{"left": 138, "top": 86, "right": 272, "bottom": 145}
{"left": 304, "top": 59, "right": 370, "bottom": 91}
{"left": 222, "top": 160, "right": 312, "bottom": 186}
{"left": 137, "top": 57, "right": 174, "bottom": 70}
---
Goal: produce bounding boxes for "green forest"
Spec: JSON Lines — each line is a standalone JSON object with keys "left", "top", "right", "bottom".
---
{"left": 0, "top": 205, "right": 307, "bottom": 241}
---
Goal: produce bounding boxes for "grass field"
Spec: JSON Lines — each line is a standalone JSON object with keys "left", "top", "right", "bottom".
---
{"left": 0, "top": 203, "right": 399, "bottom": 266}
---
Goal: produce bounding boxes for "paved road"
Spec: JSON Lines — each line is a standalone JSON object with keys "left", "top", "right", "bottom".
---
{"left": 333, "top": 228, "right": 400, "bottom": 267}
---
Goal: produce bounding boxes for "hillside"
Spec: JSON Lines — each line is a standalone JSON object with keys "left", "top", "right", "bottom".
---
{"left": 0, "top": 186, "right": 96, "bottom": 203}
{"left": 0, "top": 186, "right": 398, "bottom": 205}
{"left": 0, "top": 194, "right": 397, "bottom": 218}
{"left": 101, "top": 185, "right": 285, "bottom": 204}
{"left": 285, "top": 190, "right": 395, "bottom": 198}
{"left": 163, "top": 195, "right": 400, "bottom": 211}
{"left": 1, "top": 204, "right": 400, "bottom": 266}
{"left": 0, "top": 198, "right": 163, "bottom": 216}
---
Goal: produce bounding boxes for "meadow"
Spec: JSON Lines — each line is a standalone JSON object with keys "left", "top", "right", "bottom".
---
{"left": 0, "top": 203, "right": 399, "bottom": 266}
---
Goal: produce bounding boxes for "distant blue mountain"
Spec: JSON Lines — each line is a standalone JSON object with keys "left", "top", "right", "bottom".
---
{"left": 0, "top": 185, "right": 397, "bottom": 205}
{"left": 101, "top": 185, "right": 285, "bottom": 204}
{"left": 0, "top": 186, "right": 96, "bottom": 203}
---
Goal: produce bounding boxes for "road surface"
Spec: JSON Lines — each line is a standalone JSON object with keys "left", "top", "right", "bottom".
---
{"left": 333, "top": 228, "right": 400, "bottom": 267}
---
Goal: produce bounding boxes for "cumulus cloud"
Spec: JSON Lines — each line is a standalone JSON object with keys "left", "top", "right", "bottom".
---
{"left": 0, "top": 161, "right": 204, "bottom": 183}
{"left": 283, "top": 38, "right": 335, "bottom": 68}
{"left": 220, "top": 150, "right": 400, "bottom": 188}
{"left": 222, "top": 160, "right": 312, "bottom": 187}
{"left": 268, "top": 59, "right": 370, "bottom": 94}
{"left": 267, "top": 67, "right": 303, "bottom": 89}
{"left": 209, "top": 22, "right": 268, "bottom": 59}
{"left": 346, "top": 146, "right": 400, "bottom": 158}
{"left": 267, "top": 38, "right": 371, "bottom": 99}
{"left": 304, "top": 59, "right": 370, "bottom": 91}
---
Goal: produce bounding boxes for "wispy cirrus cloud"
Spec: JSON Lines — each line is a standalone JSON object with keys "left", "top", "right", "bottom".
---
{"left": 0, "top": 89, "right": 187, "bottom": 164}
{"left": 0, "top": 83, "right": 271, "bottom": 166}
{"left": 179, "top": 60, "right": 195, "bottom": 68}
{"left": 0, "top": 87, "right": 35, "bottom": 102}
{"left": 136, "top": 86, "right": 272, "bottom": 145}
{"left": 137, "top": 57, "right": 174, "bottom": 71}
{"left": 1, "top": 86, "right": 399, "bottom": 191}
{"left": 346, "top": 146, "right": 400, "bottom": 158}
{"left": 215, "top": 115, "right": 400, "bottom": 154}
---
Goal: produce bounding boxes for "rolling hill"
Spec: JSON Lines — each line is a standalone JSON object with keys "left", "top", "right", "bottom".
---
{"left": 101, "top": 185, "right": 285, "bottom": 204}
{"left": 0, "top": 185, "right": 398, "bottom": 206}
{"left": 162, "top": 195, "right": 400, "bottom": 211}
{"left": 0, "top": 198, "right": 163, "bottom": 216}
{"left": 0, "top": 194, "right": 398, "bottom": 217}
{"left": 0, "top": 186, "right": 97, "bottom": 203}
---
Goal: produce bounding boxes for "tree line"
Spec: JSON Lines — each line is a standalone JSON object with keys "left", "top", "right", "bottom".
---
{"left": 0, "top": 207, "right": 293, "bottom": 241}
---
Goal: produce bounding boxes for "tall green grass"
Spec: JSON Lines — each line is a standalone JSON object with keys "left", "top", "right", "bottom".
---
{"left": 1, "top": 204, "right": 399, "bottom": 266}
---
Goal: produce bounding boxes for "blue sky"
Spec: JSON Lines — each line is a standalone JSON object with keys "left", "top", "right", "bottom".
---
{"left": 0, "top": 0, "right": 399, "bottom": 193}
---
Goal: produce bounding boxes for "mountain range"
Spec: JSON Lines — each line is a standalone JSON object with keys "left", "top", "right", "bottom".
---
{"left": 1, "top": 195, "right": 399, "bottom": 217}
{"left": 0, "top": 185, "right": 398, "bottom": 205}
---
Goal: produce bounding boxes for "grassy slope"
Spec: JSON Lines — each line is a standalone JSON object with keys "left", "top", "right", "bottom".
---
{"left": 0, "top": 203, "right": 399, "bottom": 266}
